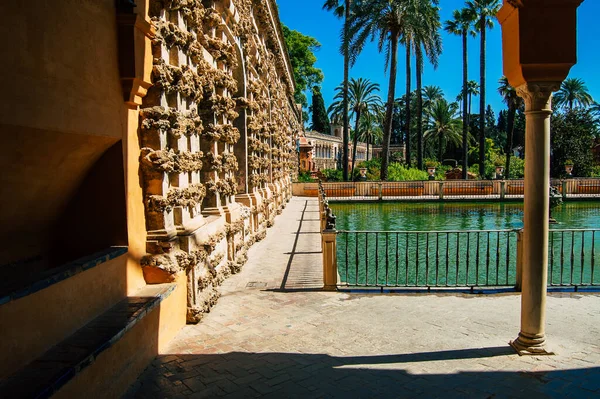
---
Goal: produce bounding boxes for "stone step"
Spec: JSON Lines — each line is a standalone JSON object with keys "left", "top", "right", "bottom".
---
{"left": 0, "top": 283, "right": 175, "bottom": 398}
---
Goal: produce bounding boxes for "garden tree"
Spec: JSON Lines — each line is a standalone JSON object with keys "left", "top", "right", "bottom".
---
{"left": 410, "top": 0, "right": 442, "bottom": 170}
{"left": 310, "top": 86, "right": 331, "bottom": 133}
{"left": 551, "top": 109, "right": 595, "bottom": 177}
{"left": 445, "top": 7, "right": 476, "bottom": 178}
{"left": 498, "top": 76, "right": 523, "bottom": 178}
{"left": 424, "top": 99, "right": 463, "bottom": 162}
{"left": 358, "top": 110, "right": 384, "bottom": 161}
{"left": 347, "top": 0, "right": 410, "bottom": 181}
{"left": 422, "top": 85, "right": 444, "bottom": 123}
{"left": 391, "top": 96, "right": 406, "bottom": 147}
{"left": 282, "top": 25, "right": 324, "bottom": 123}
{"left": 467, "top": 0, "right": 501, "bottom": 178}
{"left": 554, "top": 77, "right": 595, "bottom": 112}
{"left": 485, "top": 105, "right": 503, "bottom": 150}
{"left": 328, "top": 78, "right": 382, "bottom": 177}
{"left": 323, "top": 0, "right": 351, "bottom": 181}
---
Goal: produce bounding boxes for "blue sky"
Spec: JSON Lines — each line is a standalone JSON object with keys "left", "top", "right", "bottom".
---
{"left": 277, "top": 0, "right": 600, "bottom": 119}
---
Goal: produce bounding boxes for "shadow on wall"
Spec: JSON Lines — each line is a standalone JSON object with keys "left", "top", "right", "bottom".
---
{"left": 127, "top": 349, "right": 600, "bottom": 397}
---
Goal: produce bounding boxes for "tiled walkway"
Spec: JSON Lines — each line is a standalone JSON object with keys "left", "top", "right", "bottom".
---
{"left": 126, "top": 197, "right": 600, "bottom": 398}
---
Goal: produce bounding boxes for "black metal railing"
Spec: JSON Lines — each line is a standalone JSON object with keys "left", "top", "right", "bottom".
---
{"left": 337, "top": 228, "right": 600, "bottom": 289}
{"left": 337, "top": 229, "right": 518, "bottom": 288}
{"left": 549, "top": 229, "right": 599, "bottom": 287}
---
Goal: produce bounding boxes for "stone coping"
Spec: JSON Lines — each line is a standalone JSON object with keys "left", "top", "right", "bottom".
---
{"left": 0, "top": 246, "right": 128, "bottom": 306}
{"left": 0, "top": 283, "right": 175, "bottom": 398}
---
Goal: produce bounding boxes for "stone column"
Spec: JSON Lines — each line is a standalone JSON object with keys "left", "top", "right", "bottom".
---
{"left": 510, "top": 82, "right": 559, "bottom": 355}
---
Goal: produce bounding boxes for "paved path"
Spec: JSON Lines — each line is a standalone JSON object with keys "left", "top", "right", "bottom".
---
{"left": 126, "top": 197, "right": 600, "bottom": 398}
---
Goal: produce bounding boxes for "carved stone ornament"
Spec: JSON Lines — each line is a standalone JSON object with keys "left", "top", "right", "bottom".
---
{"left": 515, "top": 82, "right": 561, "bottom": 112}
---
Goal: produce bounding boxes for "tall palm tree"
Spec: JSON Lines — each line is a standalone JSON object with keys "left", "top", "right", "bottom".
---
{"left": 410, "top": 0, "right": 442, "bottom": 170}
{"left": 424, "top": 99, "right": 463, "bottom": 162}
{"left": 554, "top": 77, "right": 594, "bottom": 111}
{"left": 422, "top": 85, "right": 444, "bottom": 115}
{"left": 359, "top": 111, "right": 384, "bottom": 161}
{"left": 445, "top": 8, "right": 476, "bottom": 178}
{"left": 328, "top": 78, "right": 382, "bottom": 178}
{"left": 466, "top": 80, "right": 480, "bottom": 122}
{"left": 498, "top": 76, "right": 523, "bottom": 179}
{"left": 323, "top": 0, "right": 351, "bottom": 180}
{"left": 467, "top": 0, "right": 501, "bottom": 177}
{"left": 347, "top": 0, "right": 410, "bottom": 180}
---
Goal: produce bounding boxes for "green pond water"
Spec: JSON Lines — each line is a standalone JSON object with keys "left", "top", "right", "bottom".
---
{"left": 331, "top": 202, "right": 600, "bottom": 287}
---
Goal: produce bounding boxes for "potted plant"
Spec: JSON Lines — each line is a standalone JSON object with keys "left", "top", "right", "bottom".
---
{"left": 564, "top": 160, "right": 574, "bottom": 177}
{"left": 425, "top": 161, "right": 438, "bottom": 181}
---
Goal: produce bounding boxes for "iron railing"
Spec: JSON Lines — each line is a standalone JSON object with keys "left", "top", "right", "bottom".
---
{"left": 549, "top": 229, "right": 599, "bottom": 287}
{"left": 337, "top": 229, "right": 518, "bottom": 288}
{"left": 336, "top": 228, "right": 600, "bottom": 289}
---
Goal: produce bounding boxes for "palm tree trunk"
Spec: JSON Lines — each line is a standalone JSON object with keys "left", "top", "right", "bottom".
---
{"left": 351, "top": 109, "right": 361, "bottom": 180}
{"left": 462, "top": 30, "right": 469, "bottom": 179}
{"left": 366, "top": 138, "right": 370, "bottom": 161}
{"left": 405, "top": 40, "right": 412, "bottom": 167}
{"left": 478, "top": 17, "right": 486, "bottom": 178}
{"left": 381, "top": 31, "right": 400, "bottom": 181}
{"left": 342, "top": 0, "right": 350, "bottom": 181}
{"left": 505, "top": 105, "right": 516, "bottom": 179}
{"left": 438, "top": 134, "right": 443, "bottom": 163}
{"left": 416, "top": 46, "right": 424, "bottom": 170}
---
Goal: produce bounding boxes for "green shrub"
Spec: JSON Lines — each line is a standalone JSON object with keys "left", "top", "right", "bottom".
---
{"left": 296, "top": 171, "right": 314, "bottom": 183}
{"left": 591, "top": 165, "right": 600, "bottom": 177}
{"left": 508, "top": 157, "right": 525, "bottom": 178}
{"left": 321, "top": 168, "right": 342, "bottom": 181}
{"left": 388, "top": 163, "right": 429, "bottom": 181}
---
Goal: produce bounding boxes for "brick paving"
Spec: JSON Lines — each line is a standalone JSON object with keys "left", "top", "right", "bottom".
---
{"left": 126, "top": 197, "right": 600, "bottom": 398}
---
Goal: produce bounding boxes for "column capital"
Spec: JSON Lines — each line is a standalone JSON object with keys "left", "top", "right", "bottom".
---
{"left": 516, "top": 82, "right": 561, "bottom": 112}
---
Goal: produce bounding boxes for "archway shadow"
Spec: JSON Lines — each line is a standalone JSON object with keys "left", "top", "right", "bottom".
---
{"left": 127, "top": 349, "right": 600, "bottom": 398}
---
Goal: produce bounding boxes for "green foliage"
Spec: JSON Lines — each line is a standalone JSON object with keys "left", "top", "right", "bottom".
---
{"left": 591, "top": 165, "right": 600, "bottom": 177}
{"left": 296, "top": 171, "right": 315, "bottom": 183}
{"left": 388, "top": 164, "right": 429, "bottom": 181}
{"left": 551, "top": 109, "right": 595, "bottom": 177}
{"left": 282, "top": 25, "right": 324, "bottom": 111}
{"left": 507, "top": 156, "right": 525, "bottom": 178}
{"left": 321, "top": 168, "right": 343, "bottom": 181}
{"left": 310, "top": 86, "right": 330, "bottom": 133}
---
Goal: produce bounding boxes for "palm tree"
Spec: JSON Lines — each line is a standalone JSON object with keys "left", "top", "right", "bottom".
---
{"left": 328, "top": 78, "right": 382, "bottom": 178}
{"left": 347, "top": 0, "right": 410, "bottom": 180}
{"left": 424, "top": 99, "right": 463, "bottom": 162}
{"left": 323, "top": 0, "right": 351, "bottom": 180}
{"left": 554, "top": 77, "right": 594, "bottom": 111}
{"left": 445, "top": 8, "right": 476, "bottom": 178}
{"left": 358, "top": 111, "right": 384, "bottom": 161}
{"left": 422, "top": 85, "right": 444, "bottom": 116}
{"left": 467, "top": 0, "right": 501, "bottom": 177}
{"left": 466, "top": 80, "right": 479, "bottom": 121}
{"left": 498, "top": 76, "right": 523, "bottom": 179}
{"left": 410, "top": 0, "right": 442, "bottom": 170}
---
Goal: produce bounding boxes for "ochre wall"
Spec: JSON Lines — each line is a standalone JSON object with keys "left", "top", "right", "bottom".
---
{"left": 0, "top": 0, "right": 126, "bottom": 266}
{"left": 52, "top": 273, "right": 187, "bottom": 399}
{"left": 0, "top": 254, "right": 129, "bottom": 379}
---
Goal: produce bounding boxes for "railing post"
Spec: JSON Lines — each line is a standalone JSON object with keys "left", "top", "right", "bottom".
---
{"left": 516, "top": 228, "right": 524, "bottom": 292}
{"left": 378, "top": 182, "right": 383, "bottom": 200}
{"left": 322, "top": 209, "right": 338, "bottom": 291}
{"left": 500, "top": 180, "right": 506, "bottom": 200}
{"left": 562, "top": 180, "right": 567, "bottom": 200}
{"left": 438, "top": 181, "right": 444, "bottom": 200}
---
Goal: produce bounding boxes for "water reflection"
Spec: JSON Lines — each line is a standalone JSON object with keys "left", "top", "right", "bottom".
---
{"left": 332, "top": 202, "right": 600, "bottom": 232}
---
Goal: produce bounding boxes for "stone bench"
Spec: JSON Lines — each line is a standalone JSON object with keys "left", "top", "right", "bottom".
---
{"left": 0, "top": 283, "right": 175, "bottom": 398}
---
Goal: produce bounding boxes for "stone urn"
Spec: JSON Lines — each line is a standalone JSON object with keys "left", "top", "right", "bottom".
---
{"left": 495, "top": 165, "right": 504, "bottom": 180}
{"left": 565, "top": 163, "right": 574, "bottom": 177}
{"left": 427, "top": 167, "right": 436, "bottom": 180}
{"left": 358, "top": 167, "right": 367, "bottom": 181}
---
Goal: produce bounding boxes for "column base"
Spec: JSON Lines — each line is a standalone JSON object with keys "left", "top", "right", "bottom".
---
{"left": 509, "top": 332, "right": 555, "bottom": 356}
